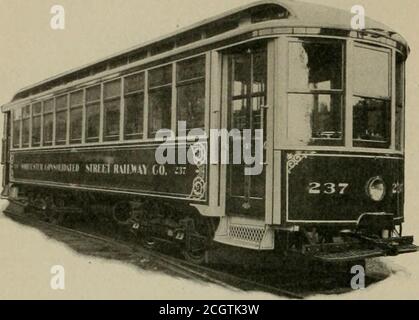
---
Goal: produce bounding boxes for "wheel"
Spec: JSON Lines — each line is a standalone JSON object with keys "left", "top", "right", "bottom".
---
{"left": 141, "top": 237, "right": 157, "bottom": 250}
{"left": 48, "top": 209, "right": 66, "bottom": 225}
{"left": 28, "top": 193, "right": 52, "bottom": 221}
{"left": 182, "top": 248, "right": 208, "bottom": 265}
{"left": 128, "top": 203, "right": 156, "bottom": 249}
{"left": 48, "top": 196, "right": 66, "bottom": 225}
{"left": 181, "top": 216, "right": 214, "bottom": 265}
{"left": 112, "top": 201, "right": 134, "bottom": 226}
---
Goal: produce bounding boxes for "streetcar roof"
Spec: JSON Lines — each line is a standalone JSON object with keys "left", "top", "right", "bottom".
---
{"left": 3, "top": 0, "right": 408, "bottom": 109}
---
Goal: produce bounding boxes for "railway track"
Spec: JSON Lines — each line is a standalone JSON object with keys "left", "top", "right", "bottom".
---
{"left": 3, "top": 202, "right": 305, "bottom": 299}
{"left": 3, "top": 200, "right": 389, "bottom": 299}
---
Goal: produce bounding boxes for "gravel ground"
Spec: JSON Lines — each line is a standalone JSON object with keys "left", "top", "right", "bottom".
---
{"left": 0, "top": 199, "right": 418, "bottom": 300}
{"left": 0, "top": 200, "right": 279, "bottom": 300}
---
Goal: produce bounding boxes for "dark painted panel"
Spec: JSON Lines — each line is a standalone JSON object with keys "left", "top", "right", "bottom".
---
{"left": 11, "top": 143, "right": 208, "bottom": 202}
{"left": 282, "top": 152, "right": 404, "bottom": 222}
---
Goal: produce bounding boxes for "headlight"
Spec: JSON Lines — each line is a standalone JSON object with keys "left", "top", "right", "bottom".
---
{"left": 366, "top": 177, "right": 386, "bottom": 202}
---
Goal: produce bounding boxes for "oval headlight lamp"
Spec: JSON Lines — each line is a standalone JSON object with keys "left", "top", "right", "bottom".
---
{"left": 366, "top": 177, "right": 386, "bottom": 202}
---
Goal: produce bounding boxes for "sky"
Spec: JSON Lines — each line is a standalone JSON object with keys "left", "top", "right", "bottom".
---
{"left": 0, "top": 0, "right": 418, "bottom": 107}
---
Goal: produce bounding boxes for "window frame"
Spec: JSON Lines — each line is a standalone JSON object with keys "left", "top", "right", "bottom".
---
{"left": 353, "top": 44, "right": 391, "bottom": 100}
{"left": 12, "top": 107, "right": 22, "bottom": 149}
{"left": 103, "top": 79, "right": 122, "bottom": 142}
{"left": 228, "top": 48, "right": 268, "bottom": 133}
{"left": 281, "top": 36, "right": 403, "bottom": 154}
{"left": 85, "top": 84, "right": 102, "bottom": 144}
{"left": 352, "top": 43, "right": 392, "bottom": 149}
{"left": 8, "top": 53, "right": 209, "bottom": 150}
{"left": 7, "top": 37, "right": 402, "bottom": 156}
{"left": 176, "top": 55, "right": 207, "bottom": 135}
{"left": 69, "top": 89, "right": 84, "bottom": 145}
{"left": 43, "top": 98, "right": 54, "bottom": 146}
{"left": 21, "top": 104, "right": 31, "bottom": 148}
{"left": 285, "top": 38, "right": 346, "bottom": 147}
{"left": 395, "top": 52, "right": 406, "bottom": 152}
{"left": 147, "top": 63, "right": 174, "bottom": 138}
{"left": 54, "top": 94, "right": 69, "bottom": 146}
{"left": 31, "top": 101, "right": 43, "bottom": 147}
{"left": 123, "top": 71, "right": 145, "bottom": 140}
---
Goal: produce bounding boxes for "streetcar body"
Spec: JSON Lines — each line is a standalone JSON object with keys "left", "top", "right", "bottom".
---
{"left": 1, "top": 1, "right": 416, "bottom": 263}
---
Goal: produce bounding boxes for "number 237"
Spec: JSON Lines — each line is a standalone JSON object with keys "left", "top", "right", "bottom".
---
{"left": 308, "top": 182, "right": 349, "bottom": 195}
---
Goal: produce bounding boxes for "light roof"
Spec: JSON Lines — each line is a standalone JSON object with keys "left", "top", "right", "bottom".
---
{"left": 8, "top": 0, "right": 408, "bottom": 104}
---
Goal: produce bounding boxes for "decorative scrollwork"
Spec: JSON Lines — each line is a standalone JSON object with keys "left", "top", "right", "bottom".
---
{"left": 189, "top": 143, "right": 207, "bottom": 200}
{"left": 287, "top": 153, "right": 308, "bottom": 174}
{"left": 195, "top": 165, "right": 206, "bottom": 177}
{"left": 190, "top": 142, "right": 207, "bottom": 166}
{"left": 190, "top": 176, "right": 206, "bottom": 200}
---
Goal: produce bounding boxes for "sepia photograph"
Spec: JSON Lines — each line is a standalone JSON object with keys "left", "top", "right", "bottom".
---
{"left": 0, "top": 0, "right": 419, "bottom": 304}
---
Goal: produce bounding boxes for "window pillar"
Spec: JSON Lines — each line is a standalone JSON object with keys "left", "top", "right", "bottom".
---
{"left": 171, "top": 62, "right": 177, "bottom": 135}
{"left": 391, "top": 49, "right": 397, "bottom": 150}
{"left": 99, "top": 83, "right": 104, "bottom": 143}
{"left": 143, "top": 71, "right": 149, "bottom": 140}
{"left": 277, "top": 36, "right": 287, "bottom": 149}
{"left": 66, "top": 94, "right": 70, "bottom": 145}
{"left": 82, "top": 89, "right": 86, "bottom": 144}
{"left": 29, "top": 104, "right": 32, "bottom": 148}
{"left": 52, "top": 98, "right": 56, "bottom": 146}
{"left": 345, "top": 39, "right": 354, "bottom": 148}
{"left": 120, "top": 78, "right": 125, "bottom": 142}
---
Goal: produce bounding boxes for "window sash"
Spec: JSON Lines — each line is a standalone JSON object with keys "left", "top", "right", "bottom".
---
{"left": 288, "top": 40, "right": 344, "bottom": 92}
{"left": 22, "top": 105, "right": 31, "bottom": 119}
{"left": 149, "top": 65, "right": 172, "bottom": 88}
{"left": 283, "top": 38, "right": 402, "bottom": 152}
{"left": 70, "top": 107, "right": 83, "bottom": 144}
{"left": 124, "top": 72, "right": 145, "bottom": 94}
{"left": 353, "top": 45, "right": 391, "bottom": 99}
{"left": 148, "top": 87, "right": 172, "bottom": 137}
{"left": 55, "top": 110, "right": 68, "bottom": 144}
{"left": 13, "top": 120, "right": 20, "bottom": 148}
{"left": 32, "top": 115, "right": 42, "bottom": 146}
{"left": 149, "top": 83, "right": 172, "bottom": 91}
{"left": 176, "top": 56, "right": 206, "bottom": 82}
{"left": 104, "top": 98, "right": 121, "bottom": 140}
{"left": 286, "top": 38, "right": 345, "bottom": 147}
{"left": 176, "top": 79, "right": 206, "bottom": 131}
{"left": 86, "top": 102, "right": 100, "bottom": 142}
{"left": 44, "top": 100, "right": 54, "bottom": 113}
{"left": 104, "top": 80, "right": 122, "bottom": 100}
{"left": 177, "top": 76, "right": 205, "bottom": 86}
{"left": 55, "top": 95, "right": 68, "bottom": 111}
{"left": 86, "top": 86, "right": 101, "bottom": 103}
{"left": 70, "top": 90, "right": 84, "bottom": 107}
{"left": 22, "top": 118, "right": 30, "bottom": 147}
{"left": 395, "top": 55, "right": 405, "bottom": 151}
{"left": 352, "top": 96, "right": 391, "bottom": 148}
{"left": 124, "top": 92, "right": 144, "bottom": 139}
{"left": 351, "top": 44, "right": 392, "bottom": 149}
{"left": 43, "top": 113, "right": 54, "bottom": 145}
{"left": 286, "top": 92, "right": 344, "bottom": 146}
{"left": 33, "top": 103, "right": 42, "bottom": 115}
{"left": 10, "top": 55, "right": 206, "bottom": 147}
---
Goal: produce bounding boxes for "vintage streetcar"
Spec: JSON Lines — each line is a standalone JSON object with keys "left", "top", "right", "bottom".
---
{"left": 1, "top": 0, "right": 417, "bottom": 265}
